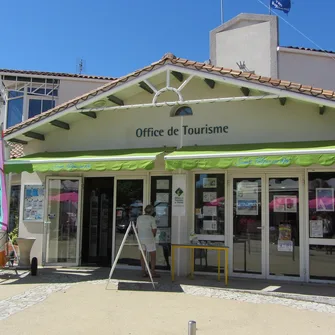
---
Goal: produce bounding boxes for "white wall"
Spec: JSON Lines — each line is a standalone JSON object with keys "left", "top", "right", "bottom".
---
{"left": 58, "top": 78, "right": 110, "bottom": 105}
{"left": 215, "top": 22, "right": 272, "bottom": 76}
{"left": 26, "top": 98, "right": 335, "bottom": 154}
{"left": 278, "top": 49, "right": 335, "bottom": 91}
{"left": 210, "top": 14, "right": 279, "bottom": 78}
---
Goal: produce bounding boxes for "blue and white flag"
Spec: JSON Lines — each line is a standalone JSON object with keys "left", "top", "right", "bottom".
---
{"left": 270, "top": 0, "right": 291, "bottom": 14}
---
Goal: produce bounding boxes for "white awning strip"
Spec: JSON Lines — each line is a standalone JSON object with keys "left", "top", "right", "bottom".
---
{"left": 164, "top": 148, "right": 335, "bottom": 160}
{"left": 5, "top": 155, "right": 158, "bottom": 165}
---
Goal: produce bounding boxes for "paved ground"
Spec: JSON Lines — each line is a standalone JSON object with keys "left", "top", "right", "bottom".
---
{"left": 1, "top": 267, "right": 335, "bottom": 334}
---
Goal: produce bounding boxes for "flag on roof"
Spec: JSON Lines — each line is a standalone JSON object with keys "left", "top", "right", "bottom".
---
{"left": 270, "top": 0, "right": 291, "bottom": 14}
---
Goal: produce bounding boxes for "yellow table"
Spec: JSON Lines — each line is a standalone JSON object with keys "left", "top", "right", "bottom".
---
{"left": 171, "top": 244, "right": 229, "bottom": 285}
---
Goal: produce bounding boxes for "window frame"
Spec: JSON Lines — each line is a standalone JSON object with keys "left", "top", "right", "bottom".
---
{"left": 27, "top": 95, "right": 56, "bottom": 119}
{"left": 5, "top": 80, "right": 59, "bottom": 128}
{"left": 170, "top": 105, "right": 193, "bottom": 117}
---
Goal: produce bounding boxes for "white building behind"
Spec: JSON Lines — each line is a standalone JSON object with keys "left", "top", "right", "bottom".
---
{"left": 0, "top": 69, "right": 114, "bottom": 130}
{"left": 210, "top": 13, "right": 335, "bottom": 91}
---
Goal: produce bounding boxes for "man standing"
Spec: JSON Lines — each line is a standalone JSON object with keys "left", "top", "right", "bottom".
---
{"left": 137, "top": 204, "right": 160, "bottom": 278}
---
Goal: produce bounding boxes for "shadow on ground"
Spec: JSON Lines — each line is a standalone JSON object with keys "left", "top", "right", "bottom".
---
{"left": 1, "top": 266, "right": 335, "bottom": 298}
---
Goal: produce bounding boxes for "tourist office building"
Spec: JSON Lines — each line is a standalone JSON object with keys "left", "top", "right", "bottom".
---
{"left": 4, "top": 54, "right": 335, "bottom": 282}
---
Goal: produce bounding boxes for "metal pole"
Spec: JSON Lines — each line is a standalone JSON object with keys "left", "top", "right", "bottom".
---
{"left": 269, "top": 0, "right": 272, "bottom": 15}
{"left": 220, "top": 0, "right": 224, "bottom": 24}
{"left": 188, "top": 321, "right": 196, "bottom": 335}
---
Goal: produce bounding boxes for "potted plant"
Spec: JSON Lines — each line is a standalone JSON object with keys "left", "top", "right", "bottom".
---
{"left": 6, "top": 217, "right": 20, "bottom": 265}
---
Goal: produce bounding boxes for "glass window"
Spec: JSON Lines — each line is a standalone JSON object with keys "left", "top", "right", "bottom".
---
{"left": 233, "top": 178, "right": 262, "bottom": 274}
{"left": 9, "top": 185, "right": 20, "bottom": 233}
{"left": 309, "top": 245, "right": 335, "bottom": 280}
{"left": 194, "top": 174, "right": 225, "bottom": 236}
{"left": 268, "top": 178, "right": 300, "bottom": 277}
{"left": 46, "top": 179, "right": 80, "bottom": 264}
{"left": 46, "top": 78, "right": 59, "bottom": 84}
{"left": 308, "top": 172, "right": 335, "bottom": 280}
{"left": 42, "top": 100, "right": 55, "bottom": 112}
{"left": 151, "top": 176, "right": 172, "bottom": 271}
{"left": 193, "top": 174, "right": 225, "bottom": 273}
{"left": 174, "top": 106, "right": 193, "bottom": 116}
{"left": 8, "top": 91, "right": 24, "bottom": 98}
{"left": 28, "top": 99, "right": 55, "bottom": 118}
{"left": 308, "top": 172, "right": 335, "bottom": 239}
{"left": 115, "top": 179, "right": 144, "bottom": 267}
{"left": 28, "top": 99, "right": 42, "bottom": 118}
{"left": 28, "top": 88, "right": 58, "bottom": 96}
{"left": 7, "top": 97, "right": 23, "bottom": 128}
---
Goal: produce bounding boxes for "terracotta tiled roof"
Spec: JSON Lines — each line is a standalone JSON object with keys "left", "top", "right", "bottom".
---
{"left": 0, "top": 68, "right": 115, "bottom": 81}
{"left": 8, "top": 142, "right": 24, "bottom": 158}
{"left": 4, "top": 52, "right": 335, "bottom": 137}
{"left": 283, "top": 46, "right": 335, "bottom": 55}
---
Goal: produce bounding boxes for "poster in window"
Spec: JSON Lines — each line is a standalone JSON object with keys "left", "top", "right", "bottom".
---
{"left": 236, "top": 181, "right": 258, "bottom": 215}
{"left": 203, "top": 220, "right": 217, "bottom": 231}
{"left": 203, "top": 192, "right": 217, "bottom": 202}
{"left": 203, "top": 206, "right": 217, "bottom": 217}
{"left": 203, "top": 178, "right": 217, "bottom": 188}
{"left": 278, "top": 223, "right": 291, "bottom": 240}
{"left": 273, "top": 196, "right": 285, "bottom": 212}
{"left": 316, "top": 188, "right": 334, "bottom": 212}
{"left": 23, "top": 185, "right": 44, "bottom": 221}
{"left": 309, "top": 220, "right": 323, "bottom": 238}
{"left": 273, "top": 195, "right": 297, "bottom": 213}
{"left": 156, "top": 179, "right": 170, "bottom": 190}
{"left": 285, "top": 196, "right": 297, "bottom": 213}
{"left": 277, "top": 240, "right": 293, "bottom": 252}
{"left": 156, "top": 193, "right": 169, "bottom": 203}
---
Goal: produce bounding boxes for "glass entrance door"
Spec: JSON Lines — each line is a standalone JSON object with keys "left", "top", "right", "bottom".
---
{"left": 232, "top": 177, "right": 263, "bottom": 275}
{"left": 44, "top": 178, "right": 82, "bottom": 265}
{"left": 81, "top": 177, "right": 114, "bottom": 266}
{"left": 267, "top": 177, "right": 301, "bottom": 278}
{"left": 114, "top": 178, "right": 145, "bottom": 267}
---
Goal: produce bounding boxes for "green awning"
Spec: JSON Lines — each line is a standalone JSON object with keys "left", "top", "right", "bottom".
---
{"left": 5, "top": 148, "right": 169, "bottom": 174}
{"left": 165, "top": 141, "right": 335, "bottom": 170}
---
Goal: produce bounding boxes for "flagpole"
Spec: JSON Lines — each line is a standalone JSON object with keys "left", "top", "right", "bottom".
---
{"left": 269, "top": 0, "right": 272, "bottom": 15}
{"left": 220, "top": 0, "right": 224, "bottom": 24}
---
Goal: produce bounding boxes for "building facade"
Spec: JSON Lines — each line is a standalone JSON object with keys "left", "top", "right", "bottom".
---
{"left": 4, "top": 53, "right": 335, "bottom": 282}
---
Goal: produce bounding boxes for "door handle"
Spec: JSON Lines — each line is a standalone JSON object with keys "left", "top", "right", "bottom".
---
{"left": 256, "top": 226, "right": 264, "bottom": 230}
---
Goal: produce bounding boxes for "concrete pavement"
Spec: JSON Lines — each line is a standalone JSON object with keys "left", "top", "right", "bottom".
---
{"left": 1, "top": 267, "right": 335, "bottom": 334}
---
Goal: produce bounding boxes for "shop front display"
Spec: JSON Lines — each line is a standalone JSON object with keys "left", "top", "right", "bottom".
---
{"left": 233, "top": 178, "right": 262, "bottom": 275}
{"left": 193, "top": 173, "right": 225, "bottom": 272}
{"left": 308, "top": 172, "right": 335, "bottom": 280}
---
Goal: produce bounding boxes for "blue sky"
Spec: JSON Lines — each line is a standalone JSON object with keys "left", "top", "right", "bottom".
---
{"left": 1, "top": 0, "right": 334, "bottom": 77}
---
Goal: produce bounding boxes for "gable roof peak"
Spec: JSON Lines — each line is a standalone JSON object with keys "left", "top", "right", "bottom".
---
{"left": 162, "top": 52, "right": 177, "bottom": 60}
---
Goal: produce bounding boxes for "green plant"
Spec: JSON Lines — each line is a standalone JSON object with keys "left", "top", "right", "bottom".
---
{"left": 8, "top": 226, "right": 18, "bottom": 245}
